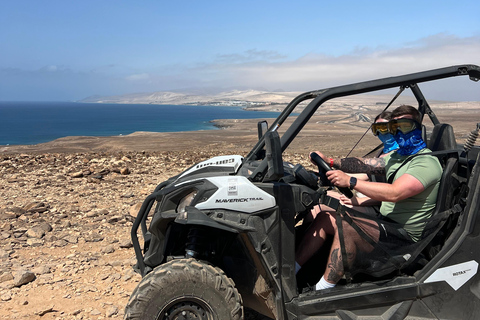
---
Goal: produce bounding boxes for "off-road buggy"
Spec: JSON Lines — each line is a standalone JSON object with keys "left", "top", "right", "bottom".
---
{"left": 125, "top": 64, "right": 480, "bottom": 319}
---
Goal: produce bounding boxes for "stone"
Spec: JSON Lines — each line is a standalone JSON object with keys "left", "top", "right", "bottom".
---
{"left": 0, "top": 272, "right": 14, "bottom": 283}
{"left": 63, "top": 235, "right": 78, "bottom": 244}
{"left": 0, "top": 292, "right": 12, "bottom": 301}
{"left": 101, "top": 245, "right": 115, "bottom": 254}
{"left": 25, "top": 227, "right": 45, "bottom": 239}
{"left": 32, "top": 265, "right": 50, "bottom": 275}
{"left": 26, "top": 238, "right": 44, "bottom": 247}
{"left": 119, "top": 239, "right": 133, "bottom": 248}
{"left": 106, "top": 306, "right": 119, "bottom": 317}
{"left": 24, "top": 202, "right": 48, "bottom": 213}
{"left": 37, "top": 222, "right": 53, "bottom": 233}
{"left": 129, "top": 203, "right": 142, "bottom": 218}
{"left": 13, "top": 270, "right": 36, "bottom": 287}
{"left": 120, "top": 167, "right": 130, "bottom": 175}
{"left": 71, "top": 171, "right": 83, "bottom": 178}
{"left": 0, "top": 249, "right": 9, "bottom": 259}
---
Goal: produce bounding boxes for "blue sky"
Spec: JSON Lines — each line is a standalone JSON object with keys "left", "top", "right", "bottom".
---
{"left": 1, "top": 0, "right": 479, "bottom": 101}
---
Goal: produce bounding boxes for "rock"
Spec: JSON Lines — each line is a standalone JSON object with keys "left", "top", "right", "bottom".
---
{"left": 24, "top": 202, "right": 48, "bottom": 213}
{"left": 32, "top": 265, "right": 50, "bottom": 275}
{"left": 119, "top": 239, "right": 133, "bottom": 248}
{"left": 0, "top": 292, "right": 12, "bottom": 301}
{"left": 25, "top": 227, "right": 45, "bottom": 239}
{"left": 101, "top": 245, "right": 115, "bottom": 254}
{"left": 84, "top": 234, "right": 104, "bottom": 243}
{"left": 71, "top": 171, "right": 83, "bottom": 178}
{"left": 106, "top": 306, "right": 119, "bottom": 317}
{"left": 129, "top": 203, "right": 142, "bottom": 218}
{"left": 0, "top": 272, "right": 14, "bottom": 283}
{"left": 7, "top": 207, "right": 26, "bottom": 216}
{"left": 0, "top": 212, "right": 17, "bottom": 220}
{"left": 91, "top": 309, "right": 102, "bottom": 316}
{"left": 107, "top": 215, "right": 122, "bottom": 224}
{"left": 13, "top": 270, "right": 36, "bottom": 287}
{"left": 120, "top": 167, "right": 130, "bottom": 175}
{"left": 0, "top": 249, "right": 9, "bottom": 259}
{"left": 53, "top": 239, "right": 68, "bottom": 247}
{"left": 26, "top": 238, "right": 44, "bottom": 247}
{"left": 35, "top": 306, "right": 55, "bottom": 316}
{"left": 63, "top": 235, "right": 78, "bottom": 244}
{"left": 37, "top": 222, "right": 53, "bottom": 233}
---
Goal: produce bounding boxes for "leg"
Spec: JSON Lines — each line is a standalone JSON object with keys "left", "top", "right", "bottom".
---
{"left": 322, "top": 216, "right": 380, "bottom": 286}
{"left": 295, "top": 206, "right": 336, "bottom": 267}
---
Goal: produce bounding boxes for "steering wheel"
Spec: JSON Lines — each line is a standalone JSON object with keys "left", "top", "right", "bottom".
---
{"left": 309, "top": 152, "right": 354, "bottom": 199}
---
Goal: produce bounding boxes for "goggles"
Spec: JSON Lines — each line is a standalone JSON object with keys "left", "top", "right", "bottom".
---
{"left": 387, "top": 118, "right": 421, "bottom": 135}
{"left": 371, "top": 122, "right": 389, "bottom": 136}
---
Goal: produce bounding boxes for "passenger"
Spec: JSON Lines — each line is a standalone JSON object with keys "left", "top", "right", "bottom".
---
{"left": 295, "top": 105, "right": 442, "bottom": 290}
{"left": 317, "top": 111, "right": 399, "bottom": 216}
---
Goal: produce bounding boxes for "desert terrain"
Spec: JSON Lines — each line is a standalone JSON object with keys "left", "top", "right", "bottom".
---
{"left": 1, "top": 96, "right": 479, "bottom": 319}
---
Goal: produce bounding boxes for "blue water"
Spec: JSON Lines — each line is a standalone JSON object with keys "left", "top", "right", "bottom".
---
{"left": 0, "top": 101, "right": 282, "bottom": 146}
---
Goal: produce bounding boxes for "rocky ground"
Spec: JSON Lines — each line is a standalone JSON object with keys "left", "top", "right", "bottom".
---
{"left": 0, "top": 147, "right": 313, "bottom": 319}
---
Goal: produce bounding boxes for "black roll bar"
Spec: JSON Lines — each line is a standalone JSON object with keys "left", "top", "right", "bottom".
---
{"left": 245, "top": 64, "right": 480, "bottom": 182}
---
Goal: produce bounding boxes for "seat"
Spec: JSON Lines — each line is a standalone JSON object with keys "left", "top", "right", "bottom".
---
{"left": 428, "top": 123, "right": 457, "bottom": 151}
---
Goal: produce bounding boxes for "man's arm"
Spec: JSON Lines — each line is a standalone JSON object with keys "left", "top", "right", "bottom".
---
{"left": 327, "top": 170, "right": 425, "bottom": 202}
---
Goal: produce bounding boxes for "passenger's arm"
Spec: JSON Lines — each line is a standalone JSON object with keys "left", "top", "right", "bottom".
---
{"left": 310, "top": 151, "right": 385, "bottom": 175}
{"left": 339, "top": 195, "right": 381, "bottom": 206}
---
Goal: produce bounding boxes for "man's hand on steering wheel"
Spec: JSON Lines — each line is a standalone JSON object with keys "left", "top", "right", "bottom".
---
{"left": 310, "top": 152, "right": 354, "bottom": 199}
{"left": 326, "top": 170, "right": 350, "bottom": 189}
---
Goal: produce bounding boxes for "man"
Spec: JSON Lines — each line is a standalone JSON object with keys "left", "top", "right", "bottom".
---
{"left": 295, "top": 105, "right": 442, "bottom": 290}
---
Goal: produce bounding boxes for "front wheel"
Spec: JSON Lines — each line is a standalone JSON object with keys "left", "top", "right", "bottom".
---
{"left": 124, "top": 259, "right": 244, "bottom": 320}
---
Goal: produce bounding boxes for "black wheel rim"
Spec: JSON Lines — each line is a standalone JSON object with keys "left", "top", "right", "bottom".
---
{"left": 157, "top": 297, "right": 215, "bottom": 320}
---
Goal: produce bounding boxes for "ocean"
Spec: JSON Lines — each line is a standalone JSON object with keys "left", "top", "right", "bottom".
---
{"left": 0, "top": 101, "right": 282, "bottom": 146}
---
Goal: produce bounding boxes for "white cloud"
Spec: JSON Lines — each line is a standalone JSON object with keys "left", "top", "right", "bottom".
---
{"left": 2, "top": 34, "right": 479, "bottom": 101}
{"left": 168, "top": 34, "right": 479, "bottom": 100}
{"left": 125, "top": 73, "right": 150, "bottom": 81}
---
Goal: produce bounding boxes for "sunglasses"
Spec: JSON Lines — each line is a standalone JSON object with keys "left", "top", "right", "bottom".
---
{"left": 371, "top": 118, "right": 421, "bottom": 136}
{"left": 371, "top": 122, "right": 389, "bottom": 136}
{"left": 387, "top": 118, "right": 421, "bottom": 135}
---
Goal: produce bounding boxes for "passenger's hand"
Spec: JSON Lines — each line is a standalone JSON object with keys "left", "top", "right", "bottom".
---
{"left": 309, "top": 151, "right": 327, "bottom": 166}
{"left": 339, "top": 195, "right": 359, "bottom": 206}
{"left": 326, "top": 170, "right": 350, "bottom": 188}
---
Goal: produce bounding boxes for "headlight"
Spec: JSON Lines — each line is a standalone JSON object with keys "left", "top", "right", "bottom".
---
{"left": 176, "top": 190, "right": 197, "bottom": 214}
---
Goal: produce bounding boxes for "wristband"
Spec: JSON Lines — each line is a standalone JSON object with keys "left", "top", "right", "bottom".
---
{"left": 329, "top": 158, "right": 334, "bottom": 168}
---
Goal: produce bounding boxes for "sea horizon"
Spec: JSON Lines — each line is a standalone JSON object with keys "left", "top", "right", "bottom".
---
{"left": 0, "top": 101, "right": 281, "bottom": 146}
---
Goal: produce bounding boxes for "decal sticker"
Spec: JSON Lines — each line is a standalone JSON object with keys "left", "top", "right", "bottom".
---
{"left": 228, "top": 178, "right": 238, "bottom": 196}
{"left": 424, "top": 260, "right": 478, "bottom": 290}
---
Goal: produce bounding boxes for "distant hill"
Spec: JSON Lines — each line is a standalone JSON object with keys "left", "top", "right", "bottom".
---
{"left": 79, "top": 90, "right": 480, "bottom": 117}
{"left": 80, "top": 90, "right": 301, "bottom": 107}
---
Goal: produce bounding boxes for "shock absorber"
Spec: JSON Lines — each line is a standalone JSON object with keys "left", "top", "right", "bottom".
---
{"left": 464, "top": 123, "right": 480, "bottom": 154}
{"left": 185, "top": 226, "right": 210, "bottom": 259}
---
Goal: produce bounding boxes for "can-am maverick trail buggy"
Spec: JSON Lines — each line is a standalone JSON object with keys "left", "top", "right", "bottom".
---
{"left": 125, "top": 64, "right": 480, "bottom": 320}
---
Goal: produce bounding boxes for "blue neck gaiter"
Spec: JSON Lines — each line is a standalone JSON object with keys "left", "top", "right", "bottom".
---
{"left": 394, "top": 128, "right": 426, "bottom": 156}
{"left": 378, "top": 133, "right": 399, "bottom": 154}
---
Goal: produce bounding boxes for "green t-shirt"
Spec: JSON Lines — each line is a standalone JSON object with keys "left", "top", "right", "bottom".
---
{"left": 379, "top": 148, "right": 442, "bottom": 242}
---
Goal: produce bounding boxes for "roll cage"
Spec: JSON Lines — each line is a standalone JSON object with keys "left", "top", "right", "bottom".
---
{"left": 245, "top": 64, "right": 480, "bottom": 182}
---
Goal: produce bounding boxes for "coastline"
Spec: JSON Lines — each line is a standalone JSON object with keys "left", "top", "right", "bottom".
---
{"left": 2, "top": 99, "right": 480, "bottom": 156}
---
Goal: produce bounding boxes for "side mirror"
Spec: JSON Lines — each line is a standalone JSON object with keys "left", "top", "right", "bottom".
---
{"left": 257, "top": 120, "right": 268, "bottom": 140}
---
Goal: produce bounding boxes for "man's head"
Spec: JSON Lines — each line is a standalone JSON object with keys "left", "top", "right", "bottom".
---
{"left": 391, "top": 105, "right": 422, "bottom": 123}
{"left": 389, "top": 105, "right": 426, "bottom": 156}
